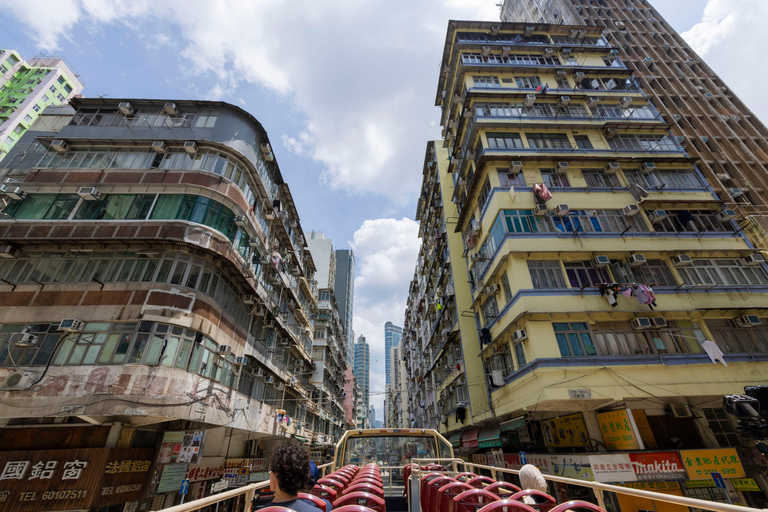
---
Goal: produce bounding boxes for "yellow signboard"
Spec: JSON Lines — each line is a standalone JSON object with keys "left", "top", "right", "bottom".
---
{"left": 686, "top": 480, "right": 716, "bottom": 488}
{"left": 596, "top": 409, "right": 643, "bottom": 450}
{"left": 619, "top": 482, "right": 681, "bottom": 492}
{"left": 679, "top": 448, "right": 745, "bottom": 480}
{"left": 732, "top": 478, "right": 761, "bottom": 492}
{"left": 542, "top": 412, "right": 590, "bottom": 447}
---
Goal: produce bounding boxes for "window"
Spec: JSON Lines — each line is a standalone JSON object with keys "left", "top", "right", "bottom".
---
{"left": 528, "top": 260, "right": 566, "bottom": 288}
{"left": 13, "top": 125, "right": 22, "bottom": 133}
{"left": 486, "top": 132, "right": 523, "bottom": 149}
{"left": 500, "top": 272, "right": 512, "bottom": 303}
{"left": 56, "top": 93, "right": 65, "bottom": 102}
{"left": 591, "top": 320, "right": 702, "bottom": 356}
{"left": 473, "top": 76, "right": 501, "bottom": 88}
{"left": 58, "top": 76, "right": 66, "bottom": 84}
{"left": 499, "top": 169, "right": 526, "bottom": 187}
{"left": 26, "top": 79, "right": 35, "bottom": 84}
{"left": 43, "top": 94, "right": 50, "bottom": 102}
{"left": 477, "top": 178, "right": 492, "bottom": 211}
{"left": 515, "top": 76, "right": 541, "bottom": 89}
{"left": 583, "top": 170, "right": 618, "bottom": 187}
{"left": 526, "top": 133, "right": 571, "bottom": 149}
{"left": 49, "top": 85, "right": 56, "bottom": 93}
{"left": 194, "top": 110, "right": 218, "bottom": 128}
{"left": 514, "top": 340, "right": 526, "bottom": 367}
{"left": 482, "top": 295, "right": 499, "bottom": 327}
{"left": 652, "top": 210, "right": 731, "bottom": 233}
{"left": 609, "top": 134, "right": 679, "bottom": 152}
{"left": 4, "top": 136, "right": 13, "bottom": 145}
{"left": 32, "top": 103, "right": 41, "bottom": 112}
{"left": 64, "top": 84, "right": 72, "bottom": 93}
{"left": 612, "top": 259, "right": 677, "bottom": 287}
{"left": 319, "top": 291, "right": 331, "bottom": 300}
{"left": 707, "top": 319, "right": 768, "bottom": 354}
{"left": 677, "top": 259, "right": 768, "bottom": 286}
{"left": 553, "top": 322, "right": 596, "bottom": 357}
{"left": 541, "top": 169, "right": 570, "bottom": 188}
{"left": 703, "top": 408, "right": 740, "bottom": 447}
{"left": 23, "top": 114, "right": 32, "bottom": 123}
{"left": 574, "top": 135, "right": 593, "bottom": 149}
{"left": 564, "top": 261, "right": 610, "bottom": 288}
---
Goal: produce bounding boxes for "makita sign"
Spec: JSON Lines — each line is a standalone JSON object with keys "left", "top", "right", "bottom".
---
{"left": 629, "top": 452, "right": 687, "bottom": 481}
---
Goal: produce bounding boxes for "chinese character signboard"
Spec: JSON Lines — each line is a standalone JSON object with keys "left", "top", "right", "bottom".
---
{"left": 732, "top": 478, "right": 761, "bottom": 492}
{"left": 549, "top": 455, "right": 594, "bottom": 481}
{"left": 619, "top": 481, "right": 681, "bottom": 492}
{"left": 186, "top": 464, "right": 224, "bottom": 483}
{"left": 503, "top": 453, "right": 522, "bottom": 471}
{"left": 628, "top": 452, "right": 687, "bottom": 481}
{"left": 595, "top": 409, "right": 644, "bottom": 451}
{"left": 0, "top": 447, "right": 154, "bottom": 512}
{"left": 589, "top": 454, "right": 637, "bottom": 483}
{"left": 157, "top": 430, "right": 205, "bottom": 464}
{"left": 542, "top": 413, "right": 590, "bottom": 448}
{"left": 527, "top": 454, "right": 553, "bottom": 474}
{"left": 156, "top": 464, "right": 189, "bottom": 493}
{"left": 679, "top": 448, "right": 745, "bottom": 480}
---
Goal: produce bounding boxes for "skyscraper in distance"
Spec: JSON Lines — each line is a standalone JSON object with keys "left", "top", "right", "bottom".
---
{"left": 334, "top": 249, "right": 355, "bottom": 366}
{"left": 384, "top": 321, "right": 402, "bottom": 386}
{"left": 354, "top": 334, "right": 370, "bottom": 428}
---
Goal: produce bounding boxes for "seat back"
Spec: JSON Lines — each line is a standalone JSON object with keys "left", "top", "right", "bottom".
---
{"left": 455, "top": 472, "right": 479, "bottom": 482}
{"left": 334, "top": 491, "right": 386, "bottom": 512}
{"left": 312, "top": 483, "right": 338, "bottom": 502}
{"left": 259, "top": 508, "right": 295, "bottom": 512}
{"left": 298, "top": 493, "right": 328, "bottom": 512}
{"left": 437, "top": 482, "right": 474, "bottom": 512}
{"left": 318, "top": 477, "right": 345, "bottom": 493}
{"left": 485, "top": 482, "right": 521, "bottom": 499}
{"left": 509, "top": 490, "right": 557, "bottom": 512}
{"left": 426, "top": 476, "right": 456, "bottom": 512}
{"left": 333, "top": 506, "right": 377, "bottom": 512}
{"left": 549, "top": 502, "right": 608, "bottom": 512}
{"left": 452, "top": 489, "right": 499, "bottom": 512}
{"left": 476, "top": 500, "right": 539, "bottom": 512}
{"left": 466, "top": 476, "right": 496, "bottom": 489}
{"left": 421, "top": 472, "right": 449, "bottom": 512}
{"left": 343, "top": 483, "right": 384, "bottom": 497}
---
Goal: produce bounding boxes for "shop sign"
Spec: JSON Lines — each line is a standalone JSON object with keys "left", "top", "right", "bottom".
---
{"left": 157, "top": 430, "right": 205, "bottom": 464}
{"left": 503, "top": 453, "right": 523, "bottom": 471}
{"left": 732, "top": 478, "right": 761, "bottom": 492}
{"left": 0, "top": 447, "right": 154, "bottom": 512}
{"left": 472, "top": 454, "right": 487, "bottom": 466}
{"left": 618, "top": 481, "right": 681, "bottom": 492}
{"left": 628, "top": 452, "right": 687, "bottom": 481}
{"left": 527, "top": 454, "right": 553, "bottom": 474}
{"left": 156, "top": 464, "right": 189, "bottom": 493}
{"left": 595, "top": 409, "right": 644, "bottom": 451}
{"left": 486, "top": 450, "right": 505, "bottom": 468}
{"left": 686, "top": 480, "right": 716, "bottom": 488}
{"left": 679, "top": 448, "right": 745, "bottom": 480}
{"left": 549, "top": 455, "right": 594, "bottom": 481}
{"left": 542, "top": 413, "right": 590, "bottom": 448}
{"left": 589, "top": 454, "right": 637, "bottom": 483}
{"left": 186, "top": 464, "right": 224, "bottom": 483}
{"left": 250, "top": 458, "right": 267, "bottom": 472}
{"left": 224, "top": 458, "right": 250, "bottom": 487}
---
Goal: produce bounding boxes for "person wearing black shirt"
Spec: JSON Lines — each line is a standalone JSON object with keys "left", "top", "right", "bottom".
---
{"left": 260, "top": 444, "right": 318, "bottom": 512}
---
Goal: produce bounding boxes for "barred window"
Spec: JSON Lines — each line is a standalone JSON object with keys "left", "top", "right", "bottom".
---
{"left": 528, "top": 260, "right": 566, "bottom": 288}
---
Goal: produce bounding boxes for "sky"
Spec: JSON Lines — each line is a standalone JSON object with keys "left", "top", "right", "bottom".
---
{"left": 1, "top": 0, "right": 767, "bottom": 423}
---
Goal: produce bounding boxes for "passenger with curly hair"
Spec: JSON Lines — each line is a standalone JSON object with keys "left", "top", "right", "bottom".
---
{"left": 262, "top": 444, "right": 318, "bottom": 512}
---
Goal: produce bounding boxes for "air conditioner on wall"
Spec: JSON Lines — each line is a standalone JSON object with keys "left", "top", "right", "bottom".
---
{"left": 0, "top": 245, "right": 21, "bottom": 259}
{"left": 630, "top": 317, "right": 652, "bottom": 330}
{"left": 58, "top": 319, "right": 85, "bottom": 333}
{"left": 744, "top": 254, "right": 766, "bottom": 266}
{"left": 217, "top": 345, "right": 232, "bottom": 354}
{"left": 592, "top": 255, "right": 610, "bottom": 268}
{"left": 513, "top": 329, "right": 527, "bottom": 342}
{"left": 0, "top": 372, "right": 38, "bottom": 390}
{"left": 77, "top": 187, "right": 101, "bottom": 201}
{"left": 151, "top": 141, "right": 167, "bottom": 153}
{"left": 164, "top": 102, "right": 178, "bottom": 115}
{"left": 648, "top": 210, "right": 667, "bottom": 223}
{"left": 716, "top": 208, "right": 736, "bottom": 222}
{"left": 556, "top": 161, "right": 569, "bottom": 174}
{"left": 628, "top": 254, "right": 646, "bottom": 267}
{"left": 735, "top": 315, "right": 761, "bottom": 328}
{"left": 672, "top": 254, "right": 692, "bottom": 267}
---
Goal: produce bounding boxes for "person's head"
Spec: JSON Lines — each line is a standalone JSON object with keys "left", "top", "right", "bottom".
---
{"left": 519, "top": 464, "right": 547, "bottom": 492}
{"left": 269, "top": 444, "right": 310, "bottom": 496}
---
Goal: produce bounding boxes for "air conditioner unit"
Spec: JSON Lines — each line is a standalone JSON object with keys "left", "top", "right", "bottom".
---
{"left": 586, "top": 97, "right": 600, "bottom": 109}
{"left": 266, "top": 376, "right": 275, "bottom": 384}
{"left": 234, "top": 215, "right": 248, "bottom": 227}
{"left": 628, "top": 254, "right": 647, "bottom": 267}
{"left": 163, "top": 102, "right": 178, "bottom": 115}
{"left": 1, "top": 186, "right": 26, "bottom": 201}
{"left": 604, "top": 127, "right": 617, "bottom": 139}
{"left": 615, "top": 21, "right": 626, "bottom": 30}
{"left": 648, "top": 210, "right": 667, "bottom": 223}
{"left": 630, "top": 317, "right": 652, "bottom": 330}
{"left": 58, "top": 319, "right": 85, "bottom": 333}
{"left": 513, "top": 329, "right": 528, "bottom": 342}
{"left": 524, "top": 26, "right": 534, "bottom": 36}
{"left": 524, "top": 94, "right": 536, "bottom": 107}
{"left": 600, "top": 162, "right": 619, "bottom": 175}
{"left": 260, "top": 143, "right": 274, "bottom": 161}
{"left": 499, "top": 46, "right": 511, "bottom": 58}
{"left": 641, "top": 162, "right": 656, "bottom": 174}
{"left": 0, "top": 371, "right": 38, "bottom": 390}
{"left": 562, "top": 48, "right": 572, "bottom": 55}
{"left": 534, "top": 204, "right": 548, "bottom": 216}
{"left": 620, "top": 97, "right": 633, "bottom": 109}
{"left": 243, "top": 295, "right": 256, "bottom": 305}
{"left": 8, "top": 332, "right": 38, "bottom": 346}
{"left": 482, "top": 46, "right": 491, "bottom": 57}
{"left": 556, "top": 161, "right": 569, "bottom": 174}
{"left": 511, "top": 161, "right": 523, "bottom": 171}
{"left": 183, "top": 141, "right": 198, "bottom": 155}
{"left": 716, "top": 208, "right": 736, "bottom": 222}
{"left": 716, "top": 173, "right": 732, "bottom": 182}
{"left": 558, "top": 96, "right": 571, "bottom": 107}
{"left": 484, "top": 284, "right": 500, "bottom": 296}
{"left": 651, "top": 317, "right": 668, "bottom": 328}
{"left": 245, "top": 263, "right": 256, "bottom": 278}
{"left": 544, "top": 48, "right": 554, "bottom": 56}
{"left": 466, "top": 151, "right": 476, "bottom": 161}
{"left": 574, "top": 71, "right": 586, "bottom": 79}
{"left": 0, "top": 245, "right": 21, "bottom": 259}
{"left": 151, "top": 141, "right": 167, "bottom": 153}
{"left": 735, "top": 315, "right": 762, "bottom": 328}
{"left": 555, "top": 204, "right": 569, "bottom": 216}
{"left": 77, "top": 187, "right": 101, "bottom": 201}
{"left": 50, "top": 139, "right": 69, "bottom": 153}
{"left": 274, "top": 382, "right": 284, "bottom": 391}
{"left": 620, "top": 204, "right": 639, "bottom": 218}
{"left": 217, "top": 345, "right": 232, "bottom": 354}
{"left": 743, "top": 253, "right": 766, "bottom": 266}
{"left": 730, "top": 188, "right": 745, "bottom": 199}
{"left": 673, "top": 254, "right": 693, "bottom": 267}
{"left": 588, "top": 255, "right": 609, "bottom": 268}
{"left": 118, "top": 102, "right": 133, "bottom": 115}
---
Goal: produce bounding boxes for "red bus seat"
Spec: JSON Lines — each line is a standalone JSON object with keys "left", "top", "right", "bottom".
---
{"left": 549, "top": 502, "right": 609, "bottom": 512}
{"left": 467, "top": 476, "right": 496, "bottom": 489}
{"left": 476, "top": 500, "right": 539, "bottom": 512}
{"left": 509, "top": 490, "right": 557, "bottom": 512}
{"left": 334, "top": 491, "right": 386, "bottom": 512}
{"left": 311, "top": 484, "right": 338, "bottom": 503}
{"left": 485, "top": 482, "right": 521, "bottom": 499}
{"left": 299, "top": 493, "right": 328, "bottom": 512}
{"left": 436, "top": 482, "right": 474, "bottom": 512}
{"left": 451, "top": 489, "right": 499, "bottom": 512}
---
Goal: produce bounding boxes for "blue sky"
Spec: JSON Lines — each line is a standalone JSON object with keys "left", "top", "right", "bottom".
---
{"left": 2, "top": 0, "right": 766, "bottom": 422}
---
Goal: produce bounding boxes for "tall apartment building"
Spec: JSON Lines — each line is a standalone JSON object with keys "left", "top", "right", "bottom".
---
{"left": 384, "top": 321, "right": 402, "bottom": 385}
{"left": 307, "top": 231, "right": 335, "bottom": 288}
{"left": 0, "top": 51, "right": 83, "bottom": 159}
{"left": 501, "top": 0, "right": 768, "bottom": 251}
{"left": 353, "top": 334, "right": 370, "bottom": 428}
{"left": 385, "top": 343, "right": 408, "bottom": 428}
{"left": 411, "top": 17, "right": 768, "bottom": 507}
{"left": 334, "top": 248, "right": 355, "bottom": 366}
{"left": 0, "top": 98, "right": 351, "bottom": 510}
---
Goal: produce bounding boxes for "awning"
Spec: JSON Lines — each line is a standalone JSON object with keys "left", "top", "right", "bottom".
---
{"left": 461, "top": 429, "right": 480, "bottom": 449}
{"left": 448, "top": 432, "right": 462, "bottom": 448}
{"left": 478, "top": 426, "right": 501, "bottom": 448}
{"left": 500, "top": 417, "right": 526, "bottom": 432}
{"left": 293, "top": 435, "right": 309, "bottom": 443}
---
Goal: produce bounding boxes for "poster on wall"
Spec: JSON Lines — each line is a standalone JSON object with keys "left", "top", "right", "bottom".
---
{"left": 628, "top": 452, "right": 687, "bottom": 481}
{"left": 679, "top": 448, "right": 745, "bottom": 480}
{"left": 549, "top": 454, "right": 594, "bottom": 481}
{"left": 542, "top": 413, "right": 590, "bottom": 448}
{"left": 595, "top": 409, "right": 644, "bottom": 451}
{"left": 589, "top": 454, "right": 637, "bottom": 483}
{"left": 157, "top": 431, "right": 205, "bottom": 464}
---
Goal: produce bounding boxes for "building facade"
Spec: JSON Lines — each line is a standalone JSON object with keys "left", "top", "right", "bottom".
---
{"left": 334, "top": 248, "right": 355, "bottom": 367}
{"left": 384, "top": 321, "right": 402, "bottom": 386}
{"left": 410, "top": 16, "right": 768, "bottom": 508}
{"left": 0, "top": 98, "right": 349, "bottom": 510}
{"left": 353, "top": 335, "right": 370, "bottom": 428}
{"left": 0, "top": 51, "right": 83, "bottom": 160}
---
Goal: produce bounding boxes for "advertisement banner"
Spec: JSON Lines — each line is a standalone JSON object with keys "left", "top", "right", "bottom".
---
{"left": 549, "top": 455, "right": 594, "bottom": 481}
{"left": 619, "top": 481, "right": 681, "bottom": 492}
{"left": 186, "top": 464, "right": 224, "bottom": 483}
{"left": 472, "top": 454, "right": 487, "bottom": 466}
{"left": 156, "top": 464, "right": 189, "bottom": 493}
{"left": 679, "top": 449, "right": 745, "bottom": 480}
{"left": 503, "top": 453, "right": 523, "bottom": 471}
{"left": 528, "top": 454, "right": 553, "bottom": 474}
{"left": 589, "top": 454, "right": 637, "bottom": 483}
{"left": 157, "top": 431, "right": 205, "bottom": 465}
{"left": 542, "top": 413, "right": 590, "bottom": 448}
{"left": 596, "top": 409, "right": 644, "bottom": 451}
{"left": 732, "top": 478, "right": 760, "bottom": 492}
{"left": 486, "top": 450, "right": 505, "bottom": 468}
{"left": 628, "top": 452, "right": 687, "bottom": 481}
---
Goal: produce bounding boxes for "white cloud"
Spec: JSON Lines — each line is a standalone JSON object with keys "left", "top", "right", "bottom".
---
{"left": 680, "top": 0, "right": 737, "bottom": 56}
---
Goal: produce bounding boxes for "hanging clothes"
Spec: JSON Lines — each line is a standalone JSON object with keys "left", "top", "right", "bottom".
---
{"left": 465, "top": 232, "right": 477, "bottom": 249}
{"left": 676, "top": 210, "right": 696, "bottom": 231}
{"left": 479, "top": 328, "right": 492, "bottom": 346}
{"left": 491, "top": 370, "right": 504, "bottom": 387}
{"left": 271, "top": 250, "right": 283, "bottom": 269}
{"left": 456, "top": 406, "right": 466, "bottom": 424}
{"left": 638, "top": 284, "right": 657, "bottom": 310}
{"left": 272, "top": 199, "right": 281, "bottom": 211}
{"left": 701, "top": 340, "right": 728, "bottom": 366}
{"left": 628, "top": 183, "right": 649, "bottom": 202}
{"left": 600, "top": 284, "right": 620, "bottom": 307}
{"left": 445, "top": 283, "right": 455, "bottom": 297}
{"left": 621, "top": 287, "right": 634, "bottom": 298}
